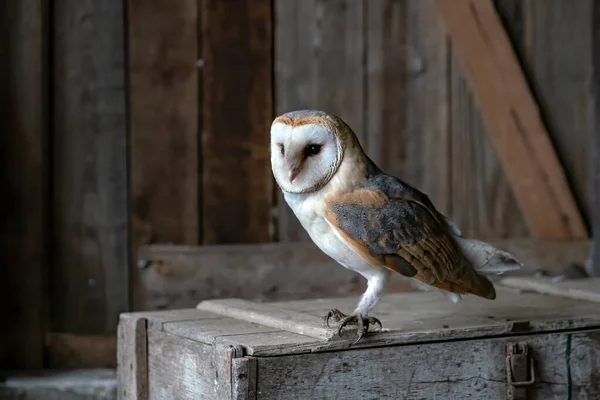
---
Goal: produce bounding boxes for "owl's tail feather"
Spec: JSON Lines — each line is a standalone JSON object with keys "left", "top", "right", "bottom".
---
{"left": 453, "top": 236, "right": 522, "bottom": 275}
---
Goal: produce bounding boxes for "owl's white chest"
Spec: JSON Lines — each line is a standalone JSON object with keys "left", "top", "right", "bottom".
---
{"left": 283, "top": 191, "right": 384, "bottom": 280}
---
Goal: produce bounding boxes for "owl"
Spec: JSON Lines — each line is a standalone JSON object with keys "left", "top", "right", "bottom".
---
{"left": 270, "top": 110, "right": 521, "bottom": 343}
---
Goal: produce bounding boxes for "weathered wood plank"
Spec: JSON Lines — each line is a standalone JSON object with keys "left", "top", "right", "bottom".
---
{"left": 117, "top": 315, "right": 148, "bottom": 400}
{"left": 136, "top": 238, "right": 589, "bottom": 310}
{"left": 274, "top": 0, "right": 365, "bottom": 241}
{"left": 256, "top": 331, "right": 600, "bottom": 399}
{"left": 197, "top": 299, "right": 331, "bottom": 340}
{"left": 163, "top": 317, "right": 280, "bottom": 345}
{"left": 365, "top": 0, "right": 406, "bottom": 178}
{"left": 500, "top": 276, "right": 600, "bottom": 303}
{"left": 137, "top": 240, "right": 419, "bottom": 310}
{"left": 46, "top": 333, "right": 117, "bottom": 369}
{"left": 147, "top": 330, "right": 216, "bottom": 400}
{"left": 208, "top": 287, "right": 600, "bottom": 356}
{"left": 404, "top": 0, "right": 452, "bottom": 215}
{"left": 231, "top": 357, "right": 257, "bottom": 400}
{"left": 448, "top": 52, "right": 528, "bottom": 238}
{"left": 202, "top": 0, "right": 273, "bottom": 244}
{"left": 519, "top": 0, "right": 594, "bottom": 222}
{"left": 0, "top": 0, "right": 47, "bottom": 369}
{"left": 593, "top": 0, "right": 600, "bottom": 277}
{"left": 52, "top": 0, "right": 129, "bottom": 335}
{"left": 128, "top": 0, "right": 200, "bottom": 309}
{"left": 436, "top": 0, "right": 587, "bottom": 239}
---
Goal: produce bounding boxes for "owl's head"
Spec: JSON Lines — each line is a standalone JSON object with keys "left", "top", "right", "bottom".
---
{"left": 270, "top": 110, "right": 355, "bottom": 194}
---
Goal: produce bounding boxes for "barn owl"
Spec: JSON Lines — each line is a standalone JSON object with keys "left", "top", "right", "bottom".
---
{"left": 270, "top": 110, "right": 522, "bottom": 343}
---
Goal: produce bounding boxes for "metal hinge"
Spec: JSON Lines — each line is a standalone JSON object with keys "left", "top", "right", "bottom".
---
{"left": 506, "top": 342, "right": 536, "bottom": 400}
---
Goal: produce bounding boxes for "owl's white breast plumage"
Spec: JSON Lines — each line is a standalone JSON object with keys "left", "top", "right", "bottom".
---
{"left": 283, "top": 173, "right": 388, "bottom": 282}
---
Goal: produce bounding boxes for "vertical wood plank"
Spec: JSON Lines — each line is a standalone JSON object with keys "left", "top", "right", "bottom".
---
{"left": 591, "top": 0, "right": 600, "bottom": 277}
{"left": 117, "top": 314, "right": 148, "bottom": 400}
{"left": 202, "top": 0, "right": 273, "bottom": 244}
{"left": 404, "top": 0, "right": 451, "bottom": 215}
{"left": 53, "top": 0, "right": 129, "bottom": 334}
{"left": 437, "top": 0, "right": 588, "bottom": 239}
{"left": 448, "top": 55, "right": 528, "bottom": 238}
{"left": 275, "top": 0, "right": 365, "bottom": 241}
{"left": 128, "top": 0, "right": 199, "bottom": 309}
{"left": 0, "top": 0, "right": 47, "bottom": 369}
{"left": 365, "top": 0, "right": 407, "bottom": 179}
{"left": 519, "top": 0, "right": 594, "bottom": 223}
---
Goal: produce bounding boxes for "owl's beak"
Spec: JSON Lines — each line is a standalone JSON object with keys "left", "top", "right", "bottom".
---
{"left": 289, "top": 166, "right": 301, "bottom": 183}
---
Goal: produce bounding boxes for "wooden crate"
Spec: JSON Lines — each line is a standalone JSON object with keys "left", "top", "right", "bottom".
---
{"left": 117, "top": 278, "right": 600, "bottom": 399}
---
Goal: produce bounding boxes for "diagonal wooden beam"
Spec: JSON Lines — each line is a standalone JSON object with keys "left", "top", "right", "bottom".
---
{"left": 436, "top": 0, "right": 587, "bottom": 239}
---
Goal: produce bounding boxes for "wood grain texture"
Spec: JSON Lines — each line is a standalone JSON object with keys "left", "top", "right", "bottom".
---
{"left": 117, "top": 314, "right": 148, "bottom": 400}
{"left": 274, "top": 0, "right": 365, "bottom": 242}
{"left": 437, "top": 0, "right": 587, "bottom": 239}
{"left": 45, "top": 333, "right": 117, "bottom": 369}
{"left": 592, "top": 0, "right": 600, "bottom": 277}
{"left": 202, "top": 0, "right": 273, "bottom": 244}
{"left": 196, "top": 298, "right": 331, "bottom": 340}
{"left": 161, "top": 287, "right": 600, "bottom": 358}
{"left": 136, "top": 238, "right": 589, "bottom": 311}
{"left": 249, "top": 288, "right": 600, "bottom": 356}
{"left": 365, "top": 0, "right": 407, "bottom": 179}
{"left": 0, "top": 0, "right": 47, "bottom": 369}
{"left": 128, "top": 0, "right": 200, "bottom": 310}
{"left": 52, "top": 0, "right": 129, "bottom": 335}
{"left": 147, "top": 330, "right": 215, "bottom": 400}
{"left": 519, "top": 0, "right": 594, "bottom": 223}
{"left": 255, "top": 331, "right": 600, "bottom": 399}
{"left": 500, "top": 276, "right": 600, "bottom": 303}
{"left": 136, "top": 241, "right": 421, "bottom": 310}
{"left": 449, "top": 54, "right": 528, "bottom": 238}
{"left": 404, "top": 0, "right": 451, "bottom": 216}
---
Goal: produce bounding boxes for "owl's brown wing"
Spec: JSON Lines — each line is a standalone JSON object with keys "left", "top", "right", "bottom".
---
{"left": 324, "top": 181, "right": 496, "bottom": 299}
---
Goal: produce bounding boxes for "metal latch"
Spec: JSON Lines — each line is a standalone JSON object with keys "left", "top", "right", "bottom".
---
{"left": 506, "top": 342, "right": 535, "bottom": 400}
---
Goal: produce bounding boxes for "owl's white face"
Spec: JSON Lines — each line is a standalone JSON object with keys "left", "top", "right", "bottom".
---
{"left": 270, "top": 122, "right": 341, "bottom": 194}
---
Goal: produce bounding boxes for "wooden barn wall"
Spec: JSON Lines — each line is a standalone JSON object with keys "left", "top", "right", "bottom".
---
{"left": 0, "top": 0, "right": 48, "bottom": 370}
{"left": 0, "top": 0, "right": 596, "bottom": 370}
{"left": 275, "top": 0, "right": 593, "bottom": 241}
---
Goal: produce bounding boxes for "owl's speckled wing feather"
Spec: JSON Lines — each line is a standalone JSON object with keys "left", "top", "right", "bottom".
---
{"left": 324, "top": 174, "right": 496, "bottom": 299}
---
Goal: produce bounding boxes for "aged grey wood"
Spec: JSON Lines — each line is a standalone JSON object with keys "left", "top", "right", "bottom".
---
{"left": 142, "top": 308, "right": 219, "bottom": 332}
{"left": 128, "top": 0, "right": 200, "bottom": 311}
{"left": 201, "top": 0, "right": 273, "bottom": 245}
{"left": 137, "top": 238, "right": 589, "bottom": 310}
{"left": 591, "top": 0, "right": 600, "bottom": 278}
{"left": 120, "top": 287, "right": 600, "bottom": 399}
{"left": 518, "top": 0, "right": 594, "bottom": 221}
{"left": 275, "top": 0, "right": 365, "bottom": 242}
{"left": 147, "top": 330, "right": 215, "bottom": 400}
{"left": 255, "top": 331, "right": 600, "bottom": 399}
{"left": 53, "top": 0, "right": 129, "bottom": 335}
{"left": 404, "top": 0, "right": 451, "bottom": 216}
{"left": 196, "top": 299, "right": 332, "bottom": 340}
{"left": 235, "top": 288, "right": 600, "bottom": 356}
{"left": 448, "top": 50, "right": 528, "bottom": 238}
{"left": 500, "top": 277, "right": 600, "bottom": 302}
{"left": 163, "top": 317, "right": 281, "bottom": 345}
{"left": 365, "top": 0, "right": 407, "bottom": 178}
{"left": 0, "top": 0, "right": 47, "bottom": 369}
{"left": 117, "top": 314, "right": 148, "bottom": 400}
{"left": 231, "top": 357, "right": 257, "bottom": 400}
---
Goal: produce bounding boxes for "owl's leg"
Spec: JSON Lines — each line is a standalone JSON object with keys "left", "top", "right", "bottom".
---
{"left": 323, "top": 268, "right": 391, "bottom": 343}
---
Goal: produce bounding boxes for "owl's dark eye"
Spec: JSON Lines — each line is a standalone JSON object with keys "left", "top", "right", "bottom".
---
{"left": 279, "top": 144, "right": 285, "bottom": 155}
{"left": 305, "top": 144, "right": 321, "bottom": 157}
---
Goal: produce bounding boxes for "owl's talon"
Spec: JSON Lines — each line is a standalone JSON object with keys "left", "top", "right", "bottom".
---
{"left": 327, "top": 312, "right": 383, "bottom": 343}
{"left": 323, "top": 309, "right": 348, "bottom": 328}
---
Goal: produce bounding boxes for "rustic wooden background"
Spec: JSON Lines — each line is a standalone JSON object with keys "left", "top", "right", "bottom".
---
{"left": 1, "top": 0, "right": 597, "bottom": 371}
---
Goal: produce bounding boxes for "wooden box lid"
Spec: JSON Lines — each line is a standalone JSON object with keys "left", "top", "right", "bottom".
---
{"left": 156, "top": 278, "right": 600, "bottom": 356}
